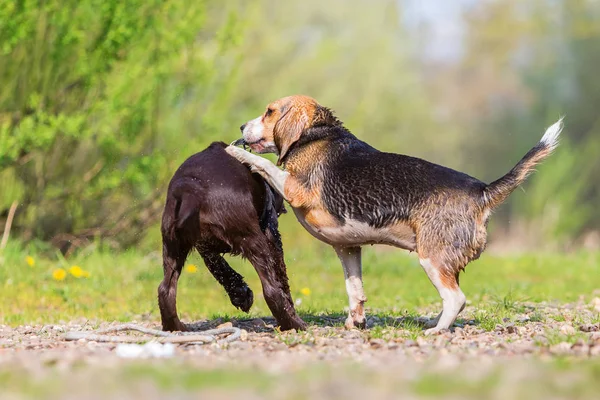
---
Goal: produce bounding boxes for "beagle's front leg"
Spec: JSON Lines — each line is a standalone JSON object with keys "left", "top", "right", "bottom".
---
{"left": 334, "top": 245, "right": 367, "bottom": 330}
{"left": 226, "top": 146, "right": 290, "bottom": 202}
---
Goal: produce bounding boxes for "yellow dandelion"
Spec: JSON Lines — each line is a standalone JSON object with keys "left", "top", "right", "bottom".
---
{"left": 185, "top": 264, "right": 198, "bottom": 274}
{"left": 300, "top": 287, "right": 311, "bottom": 296}
{"left": 69, "top": 265, "right": 84, "bottom": 278}
{"left": 25, "top": 256, "right": 35, "bottom": 267}
{"left": 52, "top": 268, "right": 67, "bottom": 281}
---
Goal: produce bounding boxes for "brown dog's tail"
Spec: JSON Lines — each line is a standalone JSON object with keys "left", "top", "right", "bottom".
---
{"left": 161, "top": 181, "right": 203, "bottom": 238}
{"left": 482, "top": 118, "right": 563, "bottom": 209}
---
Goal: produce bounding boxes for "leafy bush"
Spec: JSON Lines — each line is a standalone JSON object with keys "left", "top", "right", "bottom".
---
{"left": 0, "top": 0, "right": 244, "bottom": 248}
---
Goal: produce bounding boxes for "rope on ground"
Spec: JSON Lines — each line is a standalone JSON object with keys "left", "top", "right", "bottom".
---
{"left": 63, "top": 323, "right": 241, "bottom": 345}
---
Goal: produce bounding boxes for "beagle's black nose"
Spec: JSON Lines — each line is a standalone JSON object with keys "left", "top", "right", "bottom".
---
{"left": 240, "top": 124, "right": 247, "bottom": 132}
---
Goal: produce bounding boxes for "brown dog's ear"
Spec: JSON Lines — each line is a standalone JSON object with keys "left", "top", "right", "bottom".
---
{"left": 274, "top": 107, "right": 310, "bottom": 166}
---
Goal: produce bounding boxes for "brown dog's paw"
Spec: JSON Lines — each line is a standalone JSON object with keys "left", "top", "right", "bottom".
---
{"left": 229, "top": 285, "right": 254, "bottom": 313}
{"left": 278, "top": 316, "right": 308, "bottom": 332}
{"left": 162, "top": 320, "right": 188, "bottom": 332}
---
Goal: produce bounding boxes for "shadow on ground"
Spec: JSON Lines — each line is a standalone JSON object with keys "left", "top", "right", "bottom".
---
{"left": 178, "top": 313, "right": 476, "bottom": 333}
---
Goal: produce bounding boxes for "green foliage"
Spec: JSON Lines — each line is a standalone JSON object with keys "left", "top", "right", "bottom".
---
{"left": 455, "top": 0, "right": 600, "bottom": 245}
{"left": 0, "top": 0, "right": 244, "bottom": 244}
{"left": 0, "top": 0, "right": 598, "bottom": 249}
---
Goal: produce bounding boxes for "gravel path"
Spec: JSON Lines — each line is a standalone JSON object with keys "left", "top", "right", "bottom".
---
{"left": 2, "top": 300, "right": 599, "bottom": 371}
{"left": 1, "top": 300, "right": 600, "bottom": 399}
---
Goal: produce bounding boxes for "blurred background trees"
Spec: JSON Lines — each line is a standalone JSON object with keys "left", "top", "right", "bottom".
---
{"left": 1, "top": 0, "right": 598, "bottom": 252}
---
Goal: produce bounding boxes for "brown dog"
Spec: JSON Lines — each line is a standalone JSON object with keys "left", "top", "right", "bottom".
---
{"left": 159, "top": 141, "right": 306, "bottom": 332}
{"left": 227, "top": 95, "right": 562, "bottom": 334}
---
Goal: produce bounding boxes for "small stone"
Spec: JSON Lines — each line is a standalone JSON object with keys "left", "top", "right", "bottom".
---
{"left": 505, "top": 324, "right": 518, "bottom": 334}
{"left": 560, "top": 324, "right": 576, "bottom": 335}
{"left": 404, "top": 339, "right": 418, "bottom": 347}
{"left": 590, "top": 345, "right": 600, "bottom": 356}
{"left": 369, "top": 339, "right": 385, "bottom": 349}
{"left": 228, "top": 341, "right": 251, "bottom": 350}
{"left": 216, "top": 322, "right": 233, "bottom": 329}
{"left": 579, "top": 324, "right": 599, "bottom": 332}
{"left": 550, "top": 342, "right": 572, "bottom": 355}
{"left": 591, "top": 297, "right": 600, "bottom": 313}
{"left": 571, "top": 339, "right": 589, "bottom": 355}
{"left": 268, "top": 342, "right": 288, "bottom": 351}
{"left": 434, "top": 337, "right": 448, "bottom": 347}
{"left": 240, "top": 329, "right": 248, "bottom": 341}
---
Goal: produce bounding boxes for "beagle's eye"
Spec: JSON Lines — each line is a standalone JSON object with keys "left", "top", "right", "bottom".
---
{"left": 265, "top": 108, "right": 274, "bottom": 117}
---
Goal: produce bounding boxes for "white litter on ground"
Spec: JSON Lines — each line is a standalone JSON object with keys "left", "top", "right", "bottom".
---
{"left": 115, "top": 342, "right": 176, "bottom": 359}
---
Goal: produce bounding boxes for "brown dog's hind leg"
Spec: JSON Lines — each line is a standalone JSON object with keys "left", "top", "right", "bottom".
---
{"left": 243, "top": 237, "right": 307, "bottom": 331}
{"left": 419, "top": 257, "right": 466, "bottom": 335}
{"left": 199, "top": 250, "right": 254, "bottom": 313}
{"left": 158, "top": 240, "right": 190, "bottom": 332}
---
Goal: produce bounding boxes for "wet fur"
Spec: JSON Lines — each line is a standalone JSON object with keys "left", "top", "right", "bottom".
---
{"left": 227, "top": 95, "right": 562, "bottom": 332}
{"left": 158, "top": 142, "right": 306, "bottom": 332}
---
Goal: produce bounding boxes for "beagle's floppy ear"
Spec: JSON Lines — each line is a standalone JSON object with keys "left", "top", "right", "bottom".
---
{"left": 312, "top": 105, "right": 341, "bottom": 127}
{"left": 274, "top": 106, "right": 310, "bottom": 166}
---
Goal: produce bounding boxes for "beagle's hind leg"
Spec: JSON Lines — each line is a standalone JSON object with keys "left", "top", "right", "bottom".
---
{"left": 199, "top": 250, "right": 254, "bottom": 313}
{"left": 419, "top": 257, "right": 466, "bottom": 335}
{"left": 422, "top": 311, "right": 443, "bottom": 329}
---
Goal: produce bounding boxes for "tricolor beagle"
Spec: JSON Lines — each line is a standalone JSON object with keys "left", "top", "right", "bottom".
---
{"left": 226, "top": 95, "right": 562, "bottom": 334}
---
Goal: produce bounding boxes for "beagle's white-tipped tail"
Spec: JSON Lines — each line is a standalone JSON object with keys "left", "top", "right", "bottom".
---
{"left": 483, "top": 117, "right": 564, "bottom": 209}
{"left": 539, "top": 117, "right": 564, "bottom": 153}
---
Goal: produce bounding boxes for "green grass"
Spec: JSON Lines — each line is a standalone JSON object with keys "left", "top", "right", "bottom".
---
{"left": 1, "top": 226, "right": 600, "bottom": 399}
{"left": 2, "top": 358, "right": 600, "bottom": 399}
{"left": 1, "top": 219, "right": 599, "bottom": 326}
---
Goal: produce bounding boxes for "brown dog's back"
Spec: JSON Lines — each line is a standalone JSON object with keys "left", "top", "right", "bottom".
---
{"left": 161, "top": 142, "right": 271, "bottom": 254}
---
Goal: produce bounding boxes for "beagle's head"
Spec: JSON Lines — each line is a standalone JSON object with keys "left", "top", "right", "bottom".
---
{"left": 237, "top": 95, "right": 339, "bottom": 165}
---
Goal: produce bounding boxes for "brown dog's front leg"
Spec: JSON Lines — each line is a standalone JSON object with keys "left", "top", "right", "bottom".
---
{"left": 199, "top": 250, "right": 254, "bottom": 313}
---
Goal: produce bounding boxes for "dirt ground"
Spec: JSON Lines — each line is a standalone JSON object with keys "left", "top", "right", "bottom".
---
{"left": 1, "top": 301, "right": 600, "bottom": 399}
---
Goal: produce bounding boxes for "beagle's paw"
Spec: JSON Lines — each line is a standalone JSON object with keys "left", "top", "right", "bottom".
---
{"left": 225, "top": 145, "right": 253, "bottom": 165}
{"left": 424, "top": 327, "right": 449, "bottom": 336}
{"left": 344, "top": 312, "right": 367, "bottom": 330}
